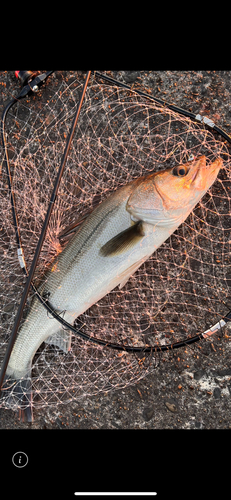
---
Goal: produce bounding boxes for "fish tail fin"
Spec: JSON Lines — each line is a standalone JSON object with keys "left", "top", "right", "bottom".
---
{"left": 0, "top": 371, "right": 33, "bottom": 422}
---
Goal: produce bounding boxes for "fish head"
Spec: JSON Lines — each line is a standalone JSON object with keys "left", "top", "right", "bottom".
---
{"left": 127, "top": 156, "right": 222, "bottom": 226}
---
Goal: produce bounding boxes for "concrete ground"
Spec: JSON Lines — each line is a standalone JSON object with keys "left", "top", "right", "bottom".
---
{"left": 0, "top": 70, "right": 230, "bottom": 496}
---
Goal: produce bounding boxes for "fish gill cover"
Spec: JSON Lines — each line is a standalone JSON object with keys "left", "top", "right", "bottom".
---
{"left": 0, "top": 71, "right": 230, "bottom": 419}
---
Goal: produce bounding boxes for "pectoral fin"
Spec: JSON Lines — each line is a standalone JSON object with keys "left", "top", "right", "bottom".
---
{"left": 100, "top": 221, "right": 145, "bottom": 257}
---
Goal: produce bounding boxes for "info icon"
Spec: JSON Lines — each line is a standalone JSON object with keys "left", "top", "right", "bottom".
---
{"left": 12, "top": 452, "right": 28, "bottom": 468}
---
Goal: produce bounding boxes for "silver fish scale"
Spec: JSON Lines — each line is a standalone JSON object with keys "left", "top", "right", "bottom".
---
{"left": 5, "top": 159, "right": 221, "bottom": 387}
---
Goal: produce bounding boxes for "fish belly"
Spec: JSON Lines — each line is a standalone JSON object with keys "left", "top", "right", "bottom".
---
{"left": 7, "top": 215, "right": 175, "bottom": 377}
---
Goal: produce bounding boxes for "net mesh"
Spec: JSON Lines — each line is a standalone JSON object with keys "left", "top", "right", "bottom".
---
{"left": 0, "top": 71, "right": 231, "bottom": 414}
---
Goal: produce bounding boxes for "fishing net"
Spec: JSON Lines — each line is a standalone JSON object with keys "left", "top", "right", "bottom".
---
{"left": 0, "top": 71, "right": 231, "bottom": 416}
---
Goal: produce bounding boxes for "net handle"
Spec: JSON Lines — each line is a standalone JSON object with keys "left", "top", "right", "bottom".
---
{"left": 94, "top": 71, "right": 231, "bottom": 145}
{"left": 27, "top": 283, "right": 231, "bottom": 353}
{"left": 0, "top": 71, "right": 91, "bottom": 394}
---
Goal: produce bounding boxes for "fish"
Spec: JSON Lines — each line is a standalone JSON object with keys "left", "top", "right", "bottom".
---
{"left": 1, "top": 155, "right": 222, "bottom": 421}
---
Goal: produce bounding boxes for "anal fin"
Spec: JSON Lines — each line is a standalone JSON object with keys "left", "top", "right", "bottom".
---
{"left": 118, "top": 256, "right": 148, "bottom": 289}
{"left": 45, "top": 328, "right": 72, "bottom": 353}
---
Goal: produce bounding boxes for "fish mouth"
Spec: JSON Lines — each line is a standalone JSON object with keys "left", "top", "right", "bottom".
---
{"left": 188, "top": 156, "right": 206, "bottom": 179}
{"left": 189, "top": 157, "right": 222, "bottom": 189}
{"left": 190, "top": 168, "right": 199, "bottom": 183}
{"left": 209, "top": 157, "right": 223, "bottom": 173}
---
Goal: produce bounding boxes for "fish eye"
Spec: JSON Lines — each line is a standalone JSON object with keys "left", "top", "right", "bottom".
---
{"left": 172, "top": 165, "right": 188, "bottom": 177}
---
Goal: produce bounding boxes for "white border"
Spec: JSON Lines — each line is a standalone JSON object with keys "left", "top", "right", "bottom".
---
{"left": 74, "top": 494, "right": 157, "bottom": 497}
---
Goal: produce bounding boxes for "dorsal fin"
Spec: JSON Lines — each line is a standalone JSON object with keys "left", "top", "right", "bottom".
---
{"left": 58, "top": 208, "right": 95, "bottom": 243}
{"left": 58, "top": 195, "right": 103, "bottom": 243}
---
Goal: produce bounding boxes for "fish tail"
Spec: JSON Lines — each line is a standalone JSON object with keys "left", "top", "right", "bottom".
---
{"left": 0, "top": 371, "right": 33, "bottom": 422}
